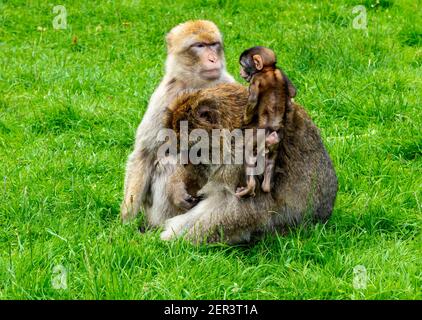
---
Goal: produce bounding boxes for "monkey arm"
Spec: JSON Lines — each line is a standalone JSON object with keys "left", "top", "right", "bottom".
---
{"left": 244, "top": 80, "right": 260, "bottom": 124}
{"left": 121, "top": 147, "right": 154, "bottom": 222}
{"left": 121, "top": 96, "right": 164, "bottom": 222}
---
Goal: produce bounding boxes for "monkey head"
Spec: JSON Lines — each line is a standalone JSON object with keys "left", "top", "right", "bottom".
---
{"left": 239, "top": 46, "right": 277, "bottom": 82}
{"left": 166, "top": 20, "right": 225, "bottom": 81}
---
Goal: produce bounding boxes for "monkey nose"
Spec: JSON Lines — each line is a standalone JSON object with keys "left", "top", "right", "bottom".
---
{"left": 208, "top": 54, "right": 216, "bottom": 63}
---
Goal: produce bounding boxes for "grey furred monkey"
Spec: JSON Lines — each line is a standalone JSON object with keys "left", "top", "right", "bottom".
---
{"left": 121, "top": 20, "right": 235, "bottom": 226}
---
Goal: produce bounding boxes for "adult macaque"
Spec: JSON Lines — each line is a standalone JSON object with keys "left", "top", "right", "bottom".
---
{"left": 121, "top": 20, "right": 235, "bottom": 225}
{"left": 236, "top": 46, "right": 297, "bottom": 197}
{"left": 162, "top": 84, "right": 249, "bottom": 212}
{"left": 160, "top": 83, "right": 338, "bottom": 243}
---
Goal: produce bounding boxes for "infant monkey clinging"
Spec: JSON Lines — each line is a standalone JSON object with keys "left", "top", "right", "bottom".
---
{"left": 236, "top": 46, "right": 297, "bottom": 198}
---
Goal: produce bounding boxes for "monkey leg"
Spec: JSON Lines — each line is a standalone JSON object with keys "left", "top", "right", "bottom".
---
{"left": 261, "top": 156, "right": 275, "bottom": 192}
{"left": 261, "top": 144, "right": 278, "bottom": 192}
{"left": 161, "top": 190, "right": 273, "bottom": 243}
{"left": 160, "top": 161, "right": 276, "bottom": 243}
{"left": 235, "top": 150, "right": 257, "bottom": 198}
{"left": 235, "top": 133, "right": 259, "bottom": 198}
{"left": 160, "top": 202, "right": 206, "bottom": 240}
{"left": 260, "top": 131, "right": 280, "bottom": 193}
{"left": 121, "top": 148, "right": 153, "bottom": 223}
{"left": 145, "top": 158, "right": 187, "bottom": 227}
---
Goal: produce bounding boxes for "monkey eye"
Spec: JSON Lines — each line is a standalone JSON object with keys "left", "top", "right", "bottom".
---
{"left": 192, "top": 43, "right": 205, "bottom": 48}
{"left": 210, "top": 42, "right": 221, "bottom": 50}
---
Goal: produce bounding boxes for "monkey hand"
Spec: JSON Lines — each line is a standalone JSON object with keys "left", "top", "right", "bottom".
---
{"left": 235, "top": 186, "right": 256, "bottom": 198}
{"left": 172, "top": 188, "right": 200, "bottom": 210}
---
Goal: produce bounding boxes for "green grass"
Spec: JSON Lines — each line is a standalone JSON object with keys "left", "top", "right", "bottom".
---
{"left": 0, "top": 0, "right": 421, "bottom": 299}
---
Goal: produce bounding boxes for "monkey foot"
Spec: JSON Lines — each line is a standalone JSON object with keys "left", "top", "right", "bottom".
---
{"left": 161, "top": 212, "right": 195, "bottom": 241}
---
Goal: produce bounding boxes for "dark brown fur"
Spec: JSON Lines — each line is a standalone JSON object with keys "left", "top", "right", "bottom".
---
{"left": 160, "top": 83, "right": 338, "bottom": 243}
{"left": 163, "top": 84, "right": 248, "bottom": 208}
{"left": 237, "top": 46, "right": 297, "bottom": 197}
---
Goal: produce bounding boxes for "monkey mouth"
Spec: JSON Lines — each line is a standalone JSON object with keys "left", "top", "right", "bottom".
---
{"left": 201, "top": 68, "right": 221, "bottom": 79}
{"left": 241, "top": 74, "right": 252, "bottom": 82}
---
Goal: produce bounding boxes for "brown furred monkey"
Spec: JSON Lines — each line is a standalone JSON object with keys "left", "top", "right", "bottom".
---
{"left": 121, "top": 20, "right": 235, "bottom": 225}
{"left": 160, "top": 83, "right": 338, "bottom": 243}
{"left": 162, "top": 83, "right": 250, "bottom": 216}
{"left": 236, "top": 46, "right": 297, "bottom": 198}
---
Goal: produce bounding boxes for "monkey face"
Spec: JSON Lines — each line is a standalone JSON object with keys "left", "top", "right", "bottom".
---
{"left": 165, "top": 20, "right": 226, "bottom": 82}
{"left": 189, "top": 42, "right": 223, "bottom": 80}
{"left": 239, "top": 60, "right": 255, "bottom": 82}
{"left": 239, "top": 65, "right": 251, "bottom": 82}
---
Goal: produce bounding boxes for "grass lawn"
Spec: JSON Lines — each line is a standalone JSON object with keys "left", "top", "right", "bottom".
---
{"left": 0, "top": 0, "right": 421, "bottom": 299}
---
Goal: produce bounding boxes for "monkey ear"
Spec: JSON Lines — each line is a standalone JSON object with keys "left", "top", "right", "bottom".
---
{"left": 197, "top": 100, "right": 219, "bottom": 125}
{"left": 252, "top": 55, "right": 264, "bottom": 71}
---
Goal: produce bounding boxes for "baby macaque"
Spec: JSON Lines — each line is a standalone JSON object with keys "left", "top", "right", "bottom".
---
{"left": 236, "top": 46, "right": 296, "bottom": 198}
